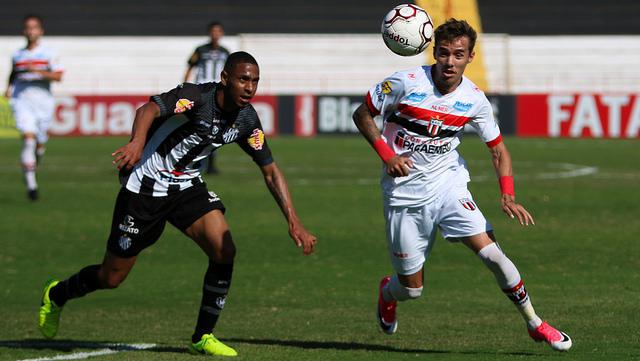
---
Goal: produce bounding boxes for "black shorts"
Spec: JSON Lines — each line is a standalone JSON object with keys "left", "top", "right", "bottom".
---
{"left": 106, "top": 185, "right": 225, "bottom": 257}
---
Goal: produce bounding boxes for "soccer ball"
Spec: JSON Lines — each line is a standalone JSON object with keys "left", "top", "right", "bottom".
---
{"left": 381, "top": 4, "right": 434, "bottom": 56}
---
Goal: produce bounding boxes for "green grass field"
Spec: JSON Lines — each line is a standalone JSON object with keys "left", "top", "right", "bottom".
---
{"left": 0, "top": 136, "right": 638, "bottom": 361}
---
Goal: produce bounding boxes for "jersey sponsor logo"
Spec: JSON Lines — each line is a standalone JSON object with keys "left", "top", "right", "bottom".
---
{"left": 404, "top": 92, "right": 427, "bottom": 103}
{"left": 174, "top": 98, "right": 194, "bottom": 113}
{"left": 394, "top": 130, "right": 452, "bottom": 154}
{"left": 118, "top": 235, "right": 132, "bottom": 250}
{"left": 222, "top": 127, "right": 240, "bottom": 143}
{"left": 211, "top": 125, "right": 220, "bottom": 135}
{"left": 407, "top": 73, "right": 416, "bottom": 79}
{"left": 381, "top": 81, "right": 393, "bottom": 94}
{"left": 427, "top": 118, "right": 443, "bottom": 136}
{"left": 118, "top": 215, "right": 140, "bottom": 234}
{"left": 431, "top": 104, "right": 449, "bottom": 112}
{"left": 458, "top": 198, "right": 477, "bottom": 211}
{"left": 248, "top": 128, "right": 265, "bottom": 150}
{"left": 453, "top": 101, "right": 473, "bottom": 112}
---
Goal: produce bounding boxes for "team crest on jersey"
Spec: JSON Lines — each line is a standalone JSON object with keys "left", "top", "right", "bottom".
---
{"left": 427, "top": 118, "right": 443, "bottom": 137}
{"left": 381, "top": 81, "right": 392, "bottom": 94}
{"left": 459, "top": 198, "right": 477, "bottom": 211}
{"left": 248, "top": 128, "right": 265, "bottom": 150}
{"left": 222, "top": 127, "right": 240, "bottom": 143}
{"left": 174, "top": 98, "right": 194, "bottom": 113}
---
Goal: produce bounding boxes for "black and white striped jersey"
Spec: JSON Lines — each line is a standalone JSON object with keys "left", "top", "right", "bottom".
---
{"left": 188, "top": 44, "right": 229, "bottom": 84}
{"left": 119, "top": 82, "right": 273, "bottom": 197}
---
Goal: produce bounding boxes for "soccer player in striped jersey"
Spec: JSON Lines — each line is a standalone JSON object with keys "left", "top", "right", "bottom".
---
{"left": 184, "top": 21, "right": 230, "bottom": 175}
{"left": 4, "top": 14, "right": 63, "bottom": 200}
{"left": 38, "top": 51, "right": 317, "bottom": 357}
{"left": 353, "top": 19, "right": 572, "bottom": 351}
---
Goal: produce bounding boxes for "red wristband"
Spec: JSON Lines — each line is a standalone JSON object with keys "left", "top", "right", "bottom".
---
{"left": 499, "top": 176, "right": 515, "bottom": 196}
{"left": 373, "top": 139, "right": 395, "bottom": 163}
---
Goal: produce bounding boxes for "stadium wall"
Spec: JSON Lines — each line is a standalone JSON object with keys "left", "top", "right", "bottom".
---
{"left": 1, "top": 35, "right": 639, "bottom": 139}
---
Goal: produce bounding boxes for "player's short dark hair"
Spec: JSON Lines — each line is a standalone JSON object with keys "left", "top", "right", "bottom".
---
{"left": 23, "top": 14, "right": 44, "bottom": 26}
{"left": 224, "top": 51, "right": 258, "bottom": 71}
{"left": 434, "top": 18, "right": 477, "bottom": 52}
{"left": 208, "top": 21, "right": 224, "bottom": 32}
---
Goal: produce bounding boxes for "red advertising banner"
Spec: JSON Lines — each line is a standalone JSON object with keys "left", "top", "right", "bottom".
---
{"left": 51, "top": 95, "right": 279, "bottom": 136}
{"left": 517, "top": 94, "right": 640, "bottom": 138}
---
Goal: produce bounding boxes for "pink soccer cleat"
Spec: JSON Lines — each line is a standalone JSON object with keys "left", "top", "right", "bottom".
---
{"left": 528, "top": 321, "right": 572, "bottom": 351}
{"left": 377, "top": 276, "right": 397, "bottom": 334}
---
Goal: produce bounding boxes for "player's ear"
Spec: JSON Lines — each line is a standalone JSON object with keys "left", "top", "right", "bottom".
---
{"left": 468, "top": 50, "right": 475, "bottom": 63}
{"left": 220, "top": 70, "right": 228, "bottom": 85}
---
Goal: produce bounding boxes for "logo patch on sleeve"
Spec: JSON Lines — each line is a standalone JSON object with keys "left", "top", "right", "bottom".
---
{"left": 248, "top": 128, "right": 265, "bottom": 150}
{"left": 174, "top": 98, "right": 194, "bottom": 113}
{"left": 381, "top": 81, "right": 393, "bottom": 94}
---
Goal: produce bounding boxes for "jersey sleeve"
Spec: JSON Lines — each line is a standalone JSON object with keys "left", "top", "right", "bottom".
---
{"left": 187, "top": 49, "right": 200, "bottom": 66}
{"left": 364, "top": 72, "right": 407, "bottom": 117}
{"left": 236, "top": 109, "right": 274, "bottom": 166}
{"left": 468, "top": 96, "right": 502, "bottom": 147}
{"left": 150, "top": 83, "right": 202, "bottom": 118}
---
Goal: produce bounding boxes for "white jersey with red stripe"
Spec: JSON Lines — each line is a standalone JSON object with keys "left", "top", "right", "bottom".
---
{"left": 10, "top": 43, "right": 63, "bottom": 99}
{"left": 366, "top": 65, "right": 502, "bottom": 207}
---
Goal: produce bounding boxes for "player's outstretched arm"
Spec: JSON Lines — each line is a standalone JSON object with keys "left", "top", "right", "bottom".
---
{"left": 111, "top": 102, "right": 161, "bottom": 170}
{"left": 489, "top": 141, "right": 535, "bottom": 226}
{"left": 352, "top": 103, "right": 413, "bottom": 177}
{"left": 260, "top": 162, "right": 317, "bottom": 255}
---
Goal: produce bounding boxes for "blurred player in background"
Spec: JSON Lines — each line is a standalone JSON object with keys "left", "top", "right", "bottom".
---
{"left": 38, "top": 51, "right": 317, "bottom": 357}
{"left": 184, "top": 21, "right": 230, "bottom": 175}
{"left": 4, "top": 14, "right": 63, "bottom": 200}
{"left": 353, "top": 19, "right": 572, "bottom": 351}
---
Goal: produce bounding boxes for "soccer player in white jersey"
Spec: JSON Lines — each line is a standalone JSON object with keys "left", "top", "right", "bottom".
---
{"left": 352, "top": 19, "right": 572, "bottom": 351}
{"left": 4, "top": 14, "right": 63, "bottom": 200}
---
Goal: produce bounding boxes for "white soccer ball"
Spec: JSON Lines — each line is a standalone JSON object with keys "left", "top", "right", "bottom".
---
{"left": 381, "top": 4, "right": 434, "bottom": 56}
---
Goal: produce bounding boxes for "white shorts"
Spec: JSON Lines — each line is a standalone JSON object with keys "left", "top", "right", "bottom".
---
{"left": 11, "top": 95, "right": 55, "bottom": 143}
{"left": 383, "top": 184, "right": 492, "bottom": 275}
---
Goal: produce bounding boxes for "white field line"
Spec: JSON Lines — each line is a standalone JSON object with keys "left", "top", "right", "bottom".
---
{"left": 290, "top": 163, "right": 599, "bottom": 186}
{"left": 17, "top": 343, "right": 156, "bottom": 361}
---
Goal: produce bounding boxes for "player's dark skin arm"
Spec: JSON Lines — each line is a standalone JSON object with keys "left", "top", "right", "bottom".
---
{"left": 352, "top": 103, "right": 413, "bottom": 177}
{"left": 111, "top": 102, "right": 160, "bottom": 170}
{"left": 489, "top": 141, "right": 535, "bottom": 226}
{"left": 260, "top": 162, "right": 317, "bottom": 255}
{"left": 183, "top": 52, "right": 199, "bottom": 83}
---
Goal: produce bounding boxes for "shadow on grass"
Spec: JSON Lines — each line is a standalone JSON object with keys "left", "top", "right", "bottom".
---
{"left": 0, "top": 339, "right": 184, "bottom": 354}
{"left": 0, "top": 338, "right": 544, "bottom": 357}
{"left": 225, "top": 337, "right": 543, "bottom": 357}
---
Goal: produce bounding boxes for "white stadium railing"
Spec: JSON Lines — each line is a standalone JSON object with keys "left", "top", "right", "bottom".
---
{"left": 1, "top": 34, "right": 639, "bottom": 95}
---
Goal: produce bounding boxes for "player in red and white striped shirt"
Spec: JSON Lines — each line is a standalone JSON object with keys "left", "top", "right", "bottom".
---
{"left": 4, "top": 14, "right": 63, "bottom": 200}
{"left": 353, "top": 19, "right": 572, "bottom": 351}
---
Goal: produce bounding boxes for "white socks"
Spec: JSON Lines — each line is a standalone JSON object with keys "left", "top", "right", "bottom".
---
{"left": 477, "top": 242, "right": 543, "bottom": 329}
{"left": 22, "top": 138, "right": 38, "bottom": 190}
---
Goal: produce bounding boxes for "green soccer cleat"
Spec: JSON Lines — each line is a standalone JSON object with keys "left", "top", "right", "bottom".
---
{"left": 189, "top": 333, "right": 238, "bottom": 357}
{"left": 39, "top": 279, "right": 63, "bottom": 339}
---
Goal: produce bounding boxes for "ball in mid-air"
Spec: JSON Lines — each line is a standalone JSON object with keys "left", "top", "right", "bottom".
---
{"left": 381, "top": 4, "right": 434, "bottom": 56}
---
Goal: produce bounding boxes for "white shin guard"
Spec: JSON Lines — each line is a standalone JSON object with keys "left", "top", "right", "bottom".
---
{"left": 477, "top": 242, "right": 521, "bottom": 289}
